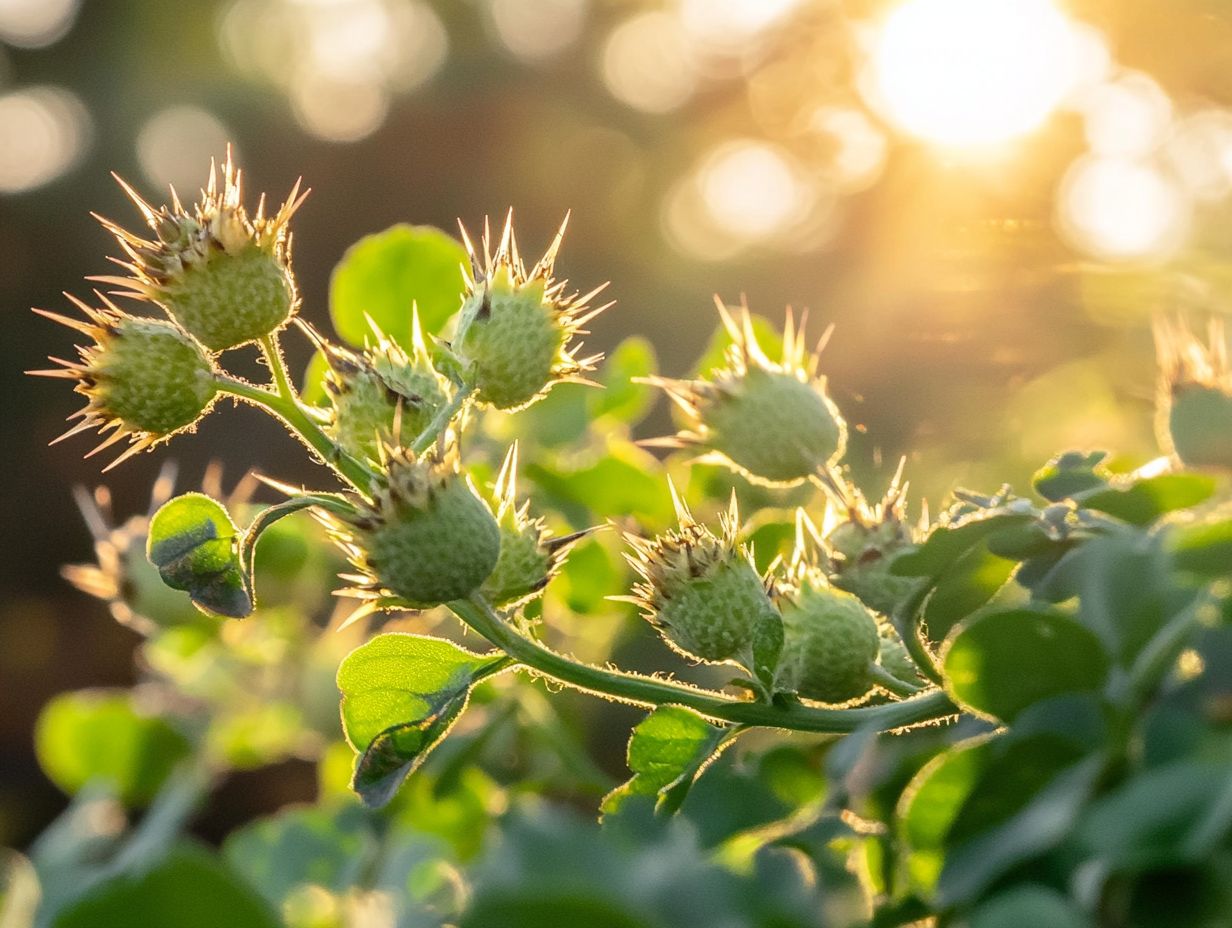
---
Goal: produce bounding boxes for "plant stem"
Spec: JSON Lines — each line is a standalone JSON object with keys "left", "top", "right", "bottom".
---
{"left": 892, "top": 581, "right": 945, "bottom": 687}
{"left": 215, "top": 374, "right": 374, "bottom": 491}
{"left": 411, "top": 382, "right": 475, "bottom": 455}
{"left": 869, "top": 663, "right": 924, "bottom": 699}
{"left": 450, "top": 595, "right": 955, "bottom": 734}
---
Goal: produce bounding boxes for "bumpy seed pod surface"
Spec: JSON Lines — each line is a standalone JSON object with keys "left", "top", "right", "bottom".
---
{"left": 332, "top": 449, "right": 500, "bottom": 610}
{"left": 644, "top": 302, "right": 846, "bottom": 486}
{"left": 1167, "top": 384, "right": 1232, "bottom": 470}
{"left": 30, "top": 295, "right": 219, "bottom": 468}
{"left": 454, "top": 214, "right": 607, "bottom": 411}
{"left": 626, "top": 492, "right": 777, "bottom": 665}
{"left": 161, "top": 245, "right": 295, "bottom": 352}
{"left": 94, "top": 151, "right": 305, "bottom": 351}
{"left": 778, "top": 575, "right": 880, "bottom": 704}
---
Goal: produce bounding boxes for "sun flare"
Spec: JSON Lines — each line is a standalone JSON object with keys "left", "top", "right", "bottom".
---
{"left": 867, "top": 0, "right": 1092, "bottom": 149}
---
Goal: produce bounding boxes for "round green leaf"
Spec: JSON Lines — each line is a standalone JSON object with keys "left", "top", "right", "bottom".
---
{"left": 329, "top": 224, "right": 468, "bottom": 347}
{"left": 147, "top": 492, "right": 250, "bottom": 618}
{"left": 943, "top": 609, "right": 1110, "bottom": 722}
{"left": 34, "top": 690, "right": 191, "bottom": 807}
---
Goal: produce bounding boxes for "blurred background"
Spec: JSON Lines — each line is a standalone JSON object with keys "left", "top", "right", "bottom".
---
{"left": 4, "top": 0, "right": 1232, "bottom": 847}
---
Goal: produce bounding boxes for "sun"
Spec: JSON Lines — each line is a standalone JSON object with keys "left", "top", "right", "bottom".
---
{"left": 867, "top": 0, "right": 1090, "bottom": 149}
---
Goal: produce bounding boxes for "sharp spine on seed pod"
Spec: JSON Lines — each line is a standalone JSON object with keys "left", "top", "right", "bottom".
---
{"left": 28, "top": 293, "right": 219, "bottom": 470}
{"left": 815, "top": 461, "right": 924, "bottom": 617}
{"left": 621, "top": 483, "right": 781, "bottom": 672}
{"left": 480, "top": 443, "right": 590, "bottom": 608}
{"left": 91, "top": 148, "right": 307, "bottom": 352}
{"left": 453, "top": 211, "right": 611, "bottom": 410}
{"left": 313, "top": 311, "right": 449, "bottom": 463}
{"left": 772, "top": 524, "right": 881, "bottom": 705}
{"left": 1154, "top": 315, "right": 1232, "bottom": 470}
{"left": 641, "top": 300, "right": 846, "bottom": 486}
{"left": 317, "top": 442, "right": 501, "bottom": 621}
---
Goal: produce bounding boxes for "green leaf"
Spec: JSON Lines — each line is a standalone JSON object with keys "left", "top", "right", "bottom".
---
{"left": 589, "top": 336, "right": 657, "bottom": 425}
{"left": 1078, "top": 473, "right": 1217, "bottom": 526}
{"left": 943, "top": 608, "right": 1110, "bottom": 722}
{"left": 922, "top": 544, "right": 1017, "bottom": 644}
{"left": 51, "top": 843, "right": 279, "bottom": 928}
{"left": 526, "top": 446, "right": 672, "bottom": 529}
{"left": 329, "top": 224, "right": 468, "bottom": 348}
{"left": 34, "top": 691, "right": 191, "bottom": 807}
{"left": 147, "top": 492, "right": 250, "bottom": 618}
{"left": 299, "top": 348, "right": 330, "bottom": 407}
{"left": 892, "top": 512, "right": 1034, "bottom": 579}
{"left": 337, "top": 633, "right": 509, "bottom": 807}
{"left": 1169, "top": 518, "right": 1232, "bottom": 578}
{"left": 1032, "top": 450, "right": 1111, "bottom": 502}
{"left": 602, "top": 706, "right": 725, "bottom": 816}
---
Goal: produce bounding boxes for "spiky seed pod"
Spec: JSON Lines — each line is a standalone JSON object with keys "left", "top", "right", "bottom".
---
{"left": 624, "top": 488, "right": 778, "bottom": 665}
{"left": 92, "top": 151, "right": 305, "bottom": 352}
{"left": 643, "top": 301, "right": 846, "bottom": 487}
{"left": 817, "top": 465, "right": 923, "bottom": 617}
{"left": 453, "top": 213, "right": 609, "bottom": 411}
{"left": 324, "top": 445, "right": 500, "bottom": 610}
{"left": 318, "top": 314, "right": 448, "bottom": 463}
{"left": 480, "top": 445, "right": 587, "bottom": 607}
{"left": 29, "top": 294, "right": 218, "bottom": 470}
{"left": 774, "top": 560, "right": 880, "bottom": 705}
{"left": 1154, "top": 316, "right": 1232, "bottom": 470}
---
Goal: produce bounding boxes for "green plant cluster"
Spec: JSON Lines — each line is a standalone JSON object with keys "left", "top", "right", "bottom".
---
{"left": 9, "top": 160, "right": 1232, "bottom": 927}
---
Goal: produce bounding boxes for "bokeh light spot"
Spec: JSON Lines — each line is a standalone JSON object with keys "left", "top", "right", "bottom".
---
{"left": 1057, "top": 155, "right": 1188, "bottom": 261}
{"left": 0, "top": 0, "right": 79, "bottom": 49}
{"left": 489, "top": 0, "right": 587, "bottom": 62}
{"left": 867, "top": 0, "right": 1089, "bottom": 148}
{"left": 0, "top": 86, "right": 90, "bottom": 193}
{"left": 136, "top": 106, "right": 236, "bottom": 195}
{"left": 1080, "top": 72, "right": 1172, "bottom": 158}
{"left": 601, "top": 12, "right": 697, "bottom": 114}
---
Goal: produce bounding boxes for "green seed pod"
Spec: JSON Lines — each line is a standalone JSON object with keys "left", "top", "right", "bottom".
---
{"left": 30, "top": 294, "right": 218, "bottom": 468}
{"left": 776, "top": 566, "right": 880, "bottom": 705}
{"left": 819, "top": 469, "right": 922, "bottom": 617}
{"left": 644, "top": 303, "right": 846, "bottom": 486}
{"left": 480, "top": 445, "right": 586, "bottom": 607}
{"left": 625, "top": 491, "right": 779, "bottom": 665}
{"left": 453, "top": 214, "right": 608, "bottom": 411}
{"left": 94, "top": 152, "right": 304, "bottom": 351}
{"left": 1155, "top": 316, "right": 1232, "bottom": 470}
{"left": 328, "top": 447, "right": 500, "bottom": 609}
{"left": 321, "top": 313, "right": 448, "bottom": 462}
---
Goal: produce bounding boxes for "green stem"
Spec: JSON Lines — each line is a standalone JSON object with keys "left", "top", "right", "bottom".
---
{"left": 869, "top": 663, "right": 924, "bottom": 699}
{"left": 411, "top": 382, "right": 475, "bottom": 455}
{"left": 450, "top": 595, "right": 955, "bottom": 734}
{"left": 892, "top": 580, "right": 945, "bottom": 687}
{"left": 216, "top": 374, "right": 374, "bottom": 491}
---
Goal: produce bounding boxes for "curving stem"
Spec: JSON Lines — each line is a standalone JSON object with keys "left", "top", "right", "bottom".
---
{"left": 449, "top": 594, "right": 956, "bottom": 735}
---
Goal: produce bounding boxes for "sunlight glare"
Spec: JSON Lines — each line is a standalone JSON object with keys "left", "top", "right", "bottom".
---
{"left": 1057, "top": 155, "right": 1187, "bottom": 261}
{"left": 867, "top": 0, "right": 1088, "bottom": 148}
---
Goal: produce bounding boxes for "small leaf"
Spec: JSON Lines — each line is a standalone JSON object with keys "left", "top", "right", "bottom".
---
{"left": 147, "top": 493, "right": 250, "bottom": 618}
{"left": 329, "top": 224, "right": 468, "bottom": 348}
{"left": 34, "top": 690, "right": 191, "bottom": 807}
{"left": 336, "top": 633, "right": 510, "bottom": 807}
{"left": 602, "top": 706, "right": 725, "bottom": 816}
{"left": 943, "top": 608, "right": 1110, "bottom": 722}
{"left": 892, "top": 512, "right": 1033, "bottom": 579}
{"left": 1032, "top": 450, "right": 1110, "bottom": 502}
{"left": 1077, "top": 473, "right": 1216, "bottom": 526}
{"left": 963, "top": 885, "right": 1092, "bottom": 928}
{"left": 922, "top": 544, "right": 1017, "bottom": 644}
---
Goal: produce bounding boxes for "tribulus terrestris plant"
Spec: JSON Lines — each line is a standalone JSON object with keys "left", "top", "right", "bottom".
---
{"left": 19, "top": 155, "right": 1232, "bottom": 928}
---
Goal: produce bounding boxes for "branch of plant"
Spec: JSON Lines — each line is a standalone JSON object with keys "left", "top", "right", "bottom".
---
{"left": 214, "top": 373, "right": 375, "bottom": 491}
{"left": 450, "top": 594, "right": 956, "bottom": 735}
{"left": 411, "top": 381, "right": 476, "bottom": 455}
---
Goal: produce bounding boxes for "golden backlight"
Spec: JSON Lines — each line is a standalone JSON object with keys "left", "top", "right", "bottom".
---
{"left": 868, "top": 0, "right": 1090, "bottom": 148}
